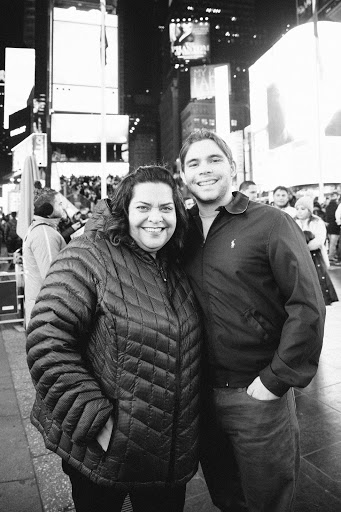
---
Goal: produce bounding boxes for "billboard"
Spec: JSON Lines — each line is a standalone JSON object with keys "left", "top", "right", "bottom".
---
{"left": 4, "top": 48, "right": 35, "bottom": 129}
{"left": 169, "top": 21, "right": 210, "bottom": 63}
{"left": 190, "top": 64, "right": 231, "bottom": 99}
{"left": 51, "top": 113, "right": 129, "bottom": 143}
{"left": 52, "top": 7, "right": 118, "bottom": 114}
{"left": 249, "top": 22, "right": 341, "bottom": 189}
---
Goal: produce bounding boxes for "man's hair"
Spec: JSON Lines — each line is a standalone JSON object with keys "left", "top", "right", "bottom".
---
{"left": 107, "top": 165, "right": 188, "bottom": 261}
{"left": 273, "top": 185, "right": 289, "bottom": 195}
{"left": 239, "top": 180, "right": 256, "bottom": 192}
{"left": 179, "top": 129, "right": 235, "bottom": 170}
{"left": 34, "top": 188, "right": 58, "bottom": 217}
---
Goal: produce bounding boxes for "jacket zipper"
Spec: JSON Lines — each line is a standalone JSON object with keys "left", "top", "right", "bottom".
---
{"left": 154, "top": 258, "right": 180, "bottom": 482}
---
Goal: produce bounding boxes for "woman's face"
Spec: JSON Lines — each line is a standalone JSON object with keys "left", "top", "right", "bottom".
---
{"left": 295, "top": 204, "right": 310, "bottom": 220}
{"left": 128, "top": 182, "right": 177, "bottom": 257}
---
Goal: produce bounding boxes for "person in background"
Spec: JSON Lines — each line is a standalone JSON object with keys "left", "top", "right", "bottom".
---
{"left": 26, "top": 166, "right": 202, "bottom": 512}
{"left": 335, "top": 200, "right": 341, "bottom": 264}
{"left": 4, "top": 211, "right": 22, "bottom": 255}
{"left": 325, "top": 191, "right": 340, "bottom": 263}
{"left": 238, "top": 180, "right": 258, "bottom": 202}
{"left": 179, "top": 128, "right": 325, "bottom": 512}
{"left": 272, "top": 185, "right": 297, "bottom": 217}
{"left": 295, "top": 196, "right": 338, "bottom": 305}
{"left": 22, "top": 188, "right": 66, "bottom": 326}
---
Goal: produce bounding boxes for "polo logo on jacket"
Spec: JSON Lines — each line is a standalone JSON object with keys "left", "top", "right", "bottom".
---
{"left": 231, "top": 239, "right": 236, "bottom": 248}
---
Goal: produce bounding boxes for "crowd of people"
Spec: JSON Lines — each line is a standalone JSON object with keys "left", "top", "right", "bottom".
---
{"left": 0, "top": 129, "right": 340, "bottom": 512}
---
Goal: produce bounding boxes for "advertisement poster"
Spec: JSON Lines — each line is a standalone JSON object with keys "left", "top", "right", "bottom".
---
{"left": 169, "top": 21, "right": 210, "bottom": 63}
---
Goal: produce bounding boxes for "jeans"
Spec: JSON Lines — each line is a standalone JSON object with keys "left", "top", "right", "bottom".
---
{"left": 200, "top": 387, "right": 300, "bottom": 512}
{"left": 63, "top": 461, "right": 186, "bottom": 512}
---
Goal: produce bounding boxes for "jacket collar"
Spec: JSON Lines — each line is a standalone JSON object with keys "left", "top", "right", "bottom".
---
{"left": 189, "top": 191, "right": 249, "bottom": 218}
{"left": 31, "top": 216, "right": 61, "bottom": 229}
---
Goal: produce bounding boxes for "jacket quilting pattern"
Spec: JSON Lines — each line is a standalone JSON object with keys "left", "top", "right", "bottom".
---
{"left": 27, "top": 230, "right": 202, "bottom": 488}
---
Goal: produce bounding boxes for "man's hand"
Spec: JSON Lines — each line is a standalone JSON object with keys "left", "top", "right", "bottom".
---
{"left": 247, "top": 376, "right": 280, "bottom": 401}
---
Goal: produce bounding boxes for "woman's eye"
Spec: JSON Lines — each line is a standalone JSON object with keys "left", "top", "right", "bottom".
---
{"left": 161, "top": 206, "right": 173, "bottom": 212}
{"left": 137, "top": 206, "right": 149, "bottom": 211}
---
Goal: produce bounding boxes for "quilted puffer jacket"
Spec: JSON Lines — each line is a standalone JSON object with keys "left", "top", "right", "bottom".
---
{"left": 26, "top": 227, "right": 202, "bottom": 489}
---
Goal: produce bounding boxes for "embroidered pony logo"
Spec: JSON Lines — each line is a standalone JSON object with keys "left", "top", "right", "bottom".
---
{"left": 231, "top": 239, "right": 236, "bottom": 248}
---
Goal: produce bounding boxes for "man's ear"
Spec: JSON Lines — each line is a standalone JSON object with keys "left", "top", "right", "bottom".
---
{"left": 231, "top": 161, "right": 237, "bottom": 178}
{"left": 180, "top": 168, "right": 187, "bottom": 185}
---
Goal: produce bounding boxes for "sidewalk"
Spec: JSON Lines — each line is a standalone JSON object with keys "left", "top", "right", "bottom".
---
{"left": 0, "top": 270, "right": 341, "bottom": 512}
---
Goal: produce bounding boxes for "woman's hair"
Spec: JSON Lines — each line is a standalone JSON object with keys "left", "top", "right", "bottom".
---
{"left": 179, "top": 128, "right": 235, "bottom": 170}
{"left": 107, "top": 165, "right": 188, "bottom": 259}
{"left": 34, "top": 188, "right": 58, "bottom": 217}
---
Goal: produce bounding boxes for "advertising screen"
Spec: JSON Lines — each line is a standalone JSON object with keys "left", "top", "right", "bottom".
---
{"left": 52, "top": 7, "right": 118, "bottom": 114}
{"left": 169, "top": 21, "right": 210, "bottom": 63}
{"left": 51, "top": 113, "right": 129, "bottom": 143}
{"left": 249, "top": 22, "right": 341, "bottom": 189}
{"left": 4, "top": 48, "right": 35, "bottom": 129}
{"left": 190, "top": 64, "right": 231, "bottom": 100}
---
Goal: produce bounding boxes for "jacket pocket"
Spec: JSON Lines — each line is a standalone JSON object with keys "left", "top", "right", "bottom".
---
{"left": 242, "top": 308, "right": 280, "bottom": 343}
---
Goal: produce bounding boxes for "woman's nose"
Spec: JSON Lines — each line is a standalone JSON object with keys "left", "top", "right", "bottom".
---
{"left": 148, "top": 209, "right": 163, "bottom": 222}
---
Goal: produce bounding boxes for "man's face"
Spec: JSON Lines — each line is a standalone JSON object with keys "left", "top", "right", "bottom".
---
{"left": 244, "top": 185, "right": 258, "bottom": 201}
{"left": 51, "top": 194, "right": 67, "bottom": 219}
{"left": 273, "top": 189, "right": 289, "bottom": 208}
{"left": 182, "top": 139, "right": 235, "bottom": 208}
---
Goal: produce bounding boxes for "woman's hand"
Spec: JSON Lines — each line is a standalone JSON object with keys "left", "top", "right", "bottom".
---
{"left": 96, "top": 415, "right": 114, "bottom": 451}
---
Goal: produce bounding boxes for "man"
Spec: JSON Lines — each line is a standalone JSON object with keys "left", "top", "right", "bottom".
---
{"left": 272, "top": 185, "right": 297, "bottom": 217}
{"left": 23, "top": 188, "right": 66, "bottom": 326}
{"left": 238, "top": 180, "right": 258, "bottom": 202}
{"left": 179, "top": 129, "right": 325, "bottom": 512}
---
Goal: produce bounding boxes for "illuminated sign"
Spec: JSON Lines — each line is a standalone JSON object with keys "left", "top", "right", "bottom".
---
{"left": 4, "top": 48, "right": 35, "bottom": 129}
{"left": 10, "top": 126, "right": 27, "bottom": 137}
{"left": 249, "top": 22, "right": 341, "bottom": 188}
{"left": 12, "top": 134, "right": 48, "bottom": 173}
{"left": 52, "top": 7, "right": 118, "bottom": 114}
{"left": 190, "top": 64, "right": 231, "bottom": 99}
{"left": 51, "top": 113, "right": 129, "bottom": 143}
{"left": 169, "top": 21, "right": 210, "bottom": 62}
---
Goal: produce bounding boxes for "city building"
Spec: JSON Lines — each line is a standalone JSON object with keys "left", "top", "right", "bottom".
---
{"left": 157, "top": 0, "right": 270, "bottom": 168}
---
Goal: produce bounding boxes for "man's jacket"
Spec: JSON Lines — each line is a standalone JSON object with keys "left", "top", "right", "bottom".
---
{"left": 184, "top": 192, "right": 325, "bottom": 397}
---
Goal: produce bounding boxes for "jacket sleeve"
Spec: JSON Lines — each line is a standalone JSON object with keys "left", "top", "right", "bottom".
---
{"left": 26, "top": 239, "right": 113, "bottom": 444}
{"left": 259, "top": 214, "right": 326, "bottom": 396}
{"left": 30, "top": 225, "right": 66, "bottom": 280}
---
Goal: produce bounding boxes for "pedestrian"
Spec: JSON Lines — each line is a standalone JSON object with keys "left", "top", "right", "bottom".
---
{"left": 295, "top": 196, "right": 338, "bottom": 305}
{"left": 272, "top": 185, "right": 297, "bottom": 217}
{"left": 238, "top": 180, "right": 258, "bottom": 201}
{"left": 4, "top": 211, "right": 22, "bottom": 255}
{"left": 26, "top": 166, "right": 202, "bottom": 512}
{"left": 179, "top": 129, "right": 326, "bottom": 512}
{"left": 23, "top": 188, "right": 67, "bottom": 326}
{"left": 325, "top": 191, "right": 340, "bottom": 263}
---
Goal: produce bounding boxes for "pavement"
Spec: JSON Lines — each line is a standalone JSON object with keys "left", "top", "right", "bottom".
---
{"left": 0, "top": 268, "right": 341, "bottom": 512}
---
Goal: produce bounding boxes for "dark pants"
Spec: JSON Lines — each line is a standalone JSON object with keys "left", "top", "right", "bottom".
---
{"left": 63, "top": 462, "right": 186, "bottom": 512}
{"left": 201, "top": 387, "right": 300, "bottom": 512}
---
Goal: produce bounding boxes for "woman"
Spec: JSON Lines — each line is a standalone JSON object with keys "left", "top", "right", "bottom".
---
{"left": 295, "top": 195, "right": 338, "bottom": 305}
{"left": 26, "top": 166, "right": 202, "bottom": 512}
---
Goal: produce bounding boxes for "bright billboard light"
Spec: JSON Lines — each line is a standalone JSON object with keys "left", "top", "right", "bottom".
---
{"left": 52, "top": 7, "right": 118, "bottom": 114}
{"left": 4, "top": 48, "right": 35, "bottom": 129}
{"left": 249, "top": 22, "right": 341, "bottom": 189}
{"left": 169, "top": 21, "right": 210, "bottom": 63}
{"left": 51, "top": 113, "right": 129, "bottom": 143}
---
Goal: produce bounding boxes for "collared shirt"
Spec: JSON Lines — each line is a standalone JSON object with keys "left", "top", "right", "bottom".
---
{"left": 184, "top": 192, "right": 325, "bottom": 396}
